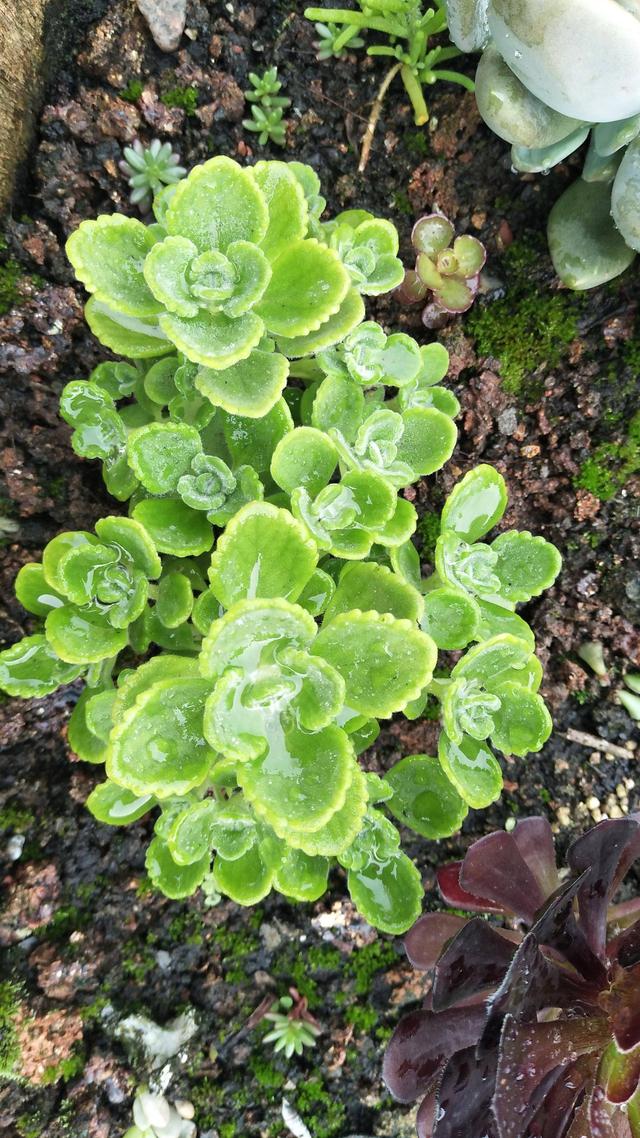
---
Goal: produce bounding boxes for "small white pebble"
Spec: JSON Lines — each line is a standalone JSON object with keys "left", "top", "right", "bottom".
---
{"left": 626, "top": 778, "right": 636, "bottom": 789}
{"left": 6, "top": 835, "right": 25, "bottom": 861}
{"left": 591, "top": 808, "right": 604, "bottom": 823}
{"left": 556, "top": 806, "right": 571, "bottom": 828}
{"left": 175, "top": 1100, "right": 195, "bottom": 1121}
{"left": 609, "top": 805, "right": 624, "bottom": 819}
{"left": 586, "top": 795, "right": 600, "bottom": 811}
{"left": 505, "top": 816, "right": 516, "bottom": 832}
{"left": 617, "top": 783, "right": 628, "bottom": 799}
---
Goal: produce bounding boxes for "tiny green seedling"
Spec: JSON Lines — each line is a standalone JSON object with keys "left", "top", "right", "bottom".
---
{"left": 305, "top": 0, "right": 473, "bottom": 126}
{"left": 262, "top": 993, "right": 321, "bottom": 1059}
{"left": 119, "top": 140, "right": 186, "bottom": 213}
{"left": 243, "top": 67, "right": 291, "bottom": 147}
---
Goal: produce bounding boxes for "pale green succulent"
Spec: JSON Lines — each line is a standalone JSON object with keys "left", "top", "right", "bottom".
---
{"left": 445, "top": 0, "right": 640, "bottom": 288}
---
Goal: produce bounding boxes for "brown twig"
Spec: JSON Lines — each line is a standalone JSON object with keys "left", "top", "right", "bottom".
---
{"left": 358, "top": 60, "right": 402, "bottom": 174}
{"left": 562, "top": 728, "right": 634, "bottom": 760}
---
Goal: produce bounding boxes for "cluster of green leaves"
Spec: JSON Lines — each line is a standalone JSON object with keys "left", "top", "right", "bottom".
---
{"left": 243, "top": 67, "right": 291, "bottom": 147}
{"left": 119, "top": 140, "right": 186, "bottom": 213}
{"left": 0, "top": 156, "right": 561, "bottom": 935}
{"left": 305, "top": 0, "right": 474, "bottom": 125}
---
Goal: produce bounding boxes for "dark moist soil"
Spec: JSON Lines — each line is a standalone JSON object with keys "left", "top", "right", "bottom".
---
{"left": 1, "top": 2, "right": 640, "bottom": 1136}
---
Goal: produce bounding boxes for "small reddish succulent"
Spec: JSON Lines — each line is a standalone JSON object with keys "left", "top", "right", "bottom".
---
{"left": 384, "top": 814, "right": 640, "bottom": 1138}
{"left": 397, "top": 214, "right": 486, "bottom": 325}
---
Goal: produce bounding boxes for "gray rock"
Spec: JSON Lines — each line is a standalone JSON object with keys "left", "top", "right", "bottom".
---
{"left": 137, "top": 0, "right": 186, "bottom": 52}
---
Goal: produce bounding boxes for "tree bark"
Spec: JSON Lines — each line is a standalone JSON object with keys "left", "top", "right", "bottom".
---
{"left": 0, "top": 0, "right": 48, "bottom": 212}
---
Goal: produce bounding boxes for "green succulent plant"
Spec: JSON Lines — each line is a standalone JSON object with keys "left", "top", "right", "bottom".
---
{"left": 262, "top": 995, "right": 321, "bottom": 1058}
{"left": 305, "top": 0, "right": 474, "bottom": 125}
{"left": 396, "top": 214, "right": 486, "bottom": 321}
{"left": 243, "top": 67, "right": 292, "bottom": 147}
{"left": 119, "top": 139, "right": 187, "bottom": 213}
{"left": 445, "top": 0, "right": 640, "bottom": 288}
{"left": 0, "top": 154, "right": 561, "bottom": 935}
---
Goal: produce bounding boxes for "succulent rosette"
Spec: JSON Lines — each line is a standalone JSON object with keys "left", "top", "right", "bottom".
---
{"left": 385, "top": 813, "right": 640, "bottom": 1137}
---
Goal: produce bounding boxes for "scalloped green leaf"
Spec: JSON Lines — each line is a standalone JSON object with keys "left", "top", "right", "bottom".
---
{"left": 395, "top": 407, "right": 458, "bottom": 477}
{"left": 421, "top": 587, "right": 480, "bottom": 650}
{"left": 438, "top": 732, "right": 503, "bottom": 809}
{"left": 374, "top": 497, "right": 418, "bottom": 548}
{"left": 491, "top": 530, "right": 562, "bottom": 603}
{"left": 452, "top": 634, "right": 533, "bottom": 685}
{"left": 107, "top": 677, "right": 214, "bottom": 798}
{"left": 270, "top": 427, "right": 338, "bottom": 497}
{"left": 200, "top": 598, "right": 316, "bottom": 681}
{"left": 45, "top": 607, "right": 128, "bottom": 664}
{"left": 159, "top": 308, "right": 264, "bottom": 371}
{"left": 94, "top": 516, "right": 162, "bottom": 578}
{"left": 146, "top": 835, "right": 210, "bottom": 900}
{"left": 491, "top": 683, "right": 553, "bottom": 757}
{"left": 66, "top": 215, "right": 162, "bottom": 317}
{"left": 238, "top": 724, "right": 354, "bottom": 833}
{"left": 156, "top": 572, "right": 193, "bottom": 628}
{"left": 475, "top": 599, "right": 535, "bottom": 651}
{"left": 284, "top": 763, "right": 368, "bottom": 857}
{"left": 313, "top": 610, "right": 436, "bottom": 718}
{"left": 221, "top": 397, "right": 293, "bottom": 472}
{"left": 86, "top": 781, "right": 155, "bottom": 825}
{"left": 15, "top": 563, "right": 64, "bottom": 617}
{"left": 441, "top": 464, "right": 508, "bottom": 542}
{"left": 165, "top": 156, "right": 269, "bottom": 253}
{"left": 85, "top": 298, "right": 173, "bottom": 359}
{"left": 275, "top": 288, "right": 365, "bottom": 358}
{"left": 68, "top": 689, "right": 109, "bottom": 763}
{"left": 274, "top": 848, "right": 330, "bottom": 902}
{"left": 296, "top": 568, "right": 336, "bottom": 617}
{"left": 84, "top": 689, "right": 117, "bottom": 742}
{"left": 131, "top": 498, "right": 213, "bottom": 557}
{"left": 256, "top": 239, "right": 350, "bottom": 338}
{"left": 195, "top": 348, "right": 288, "bottom": 418}
{"left": 347, "top": 848, "right": 422, "bottom": 935}
{"left": 42, "top": 531, "right": 98, "bottom": 594}
{"left": 386, "top": 753, "right": 469, "bottom": 838}
{"left": 166, "top": 799, "right": 220, "bottom": 865}
{"left": 0, "top": 634, "right": 84, "bottom": 697}
{"left": 312, "top": 375, "right": 365, "bottom": 440}
{"left": 143, "top": 235, "right": 200, "bottom": 317}
{"left": 208, "top": 502, "right": 317, "bottom": 608}
{"left": 114, "top": 654, "right": 200, "bottom": 718}
{"left": 253, "top": 160, "right": 308, "bottom": 260}
{"left": 213, "top": 836, "right": 279, "bottom": 905}
{"left": 127, "top": 422, "right": 202, "bottom": 494}
{"left": 324, "top": 561, "right": 423, "bottom": 624}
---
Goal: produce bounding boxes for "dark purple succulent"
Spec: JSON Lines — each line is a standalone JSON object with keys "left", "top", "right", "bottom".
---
{"left": 396, "top": 214, "right": 485, "bottom": 326}
{"left": 383, "top": 815, "right": 640, "bottom": 1138}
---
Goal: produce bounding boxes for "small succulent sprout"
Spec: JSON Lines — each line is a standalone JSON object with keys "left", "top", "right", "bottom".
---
{"left": 242, "top": 105, "right": 289, "bottom": 147}
{"left": 245, "top": 67, "right": 291, "bottom": 109}
{"left": 313, "top": 20, "right": 365, "bottom": 59}
{"left": 305, "top": 0, "right": 473, "bottom": 128}
{"left": 119, "top": 139, "right": 186, "bottom": 213}
{"left": 243, "top": 68, "right": 291, "bottom": 147}
{"left": 384, "top": 812, "right": 640, "bottom": 1138}
{"left": 576, "top": 640, "right": 608, "bottom": 677}
{"left": 618, "top": 673, "right": 640, "bottom": 720}
{"left": 262, "top": 993, "right": 321, "bottom": 1058}
{"left": 401, "top": 214, "right": 486, "bottom": 315}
